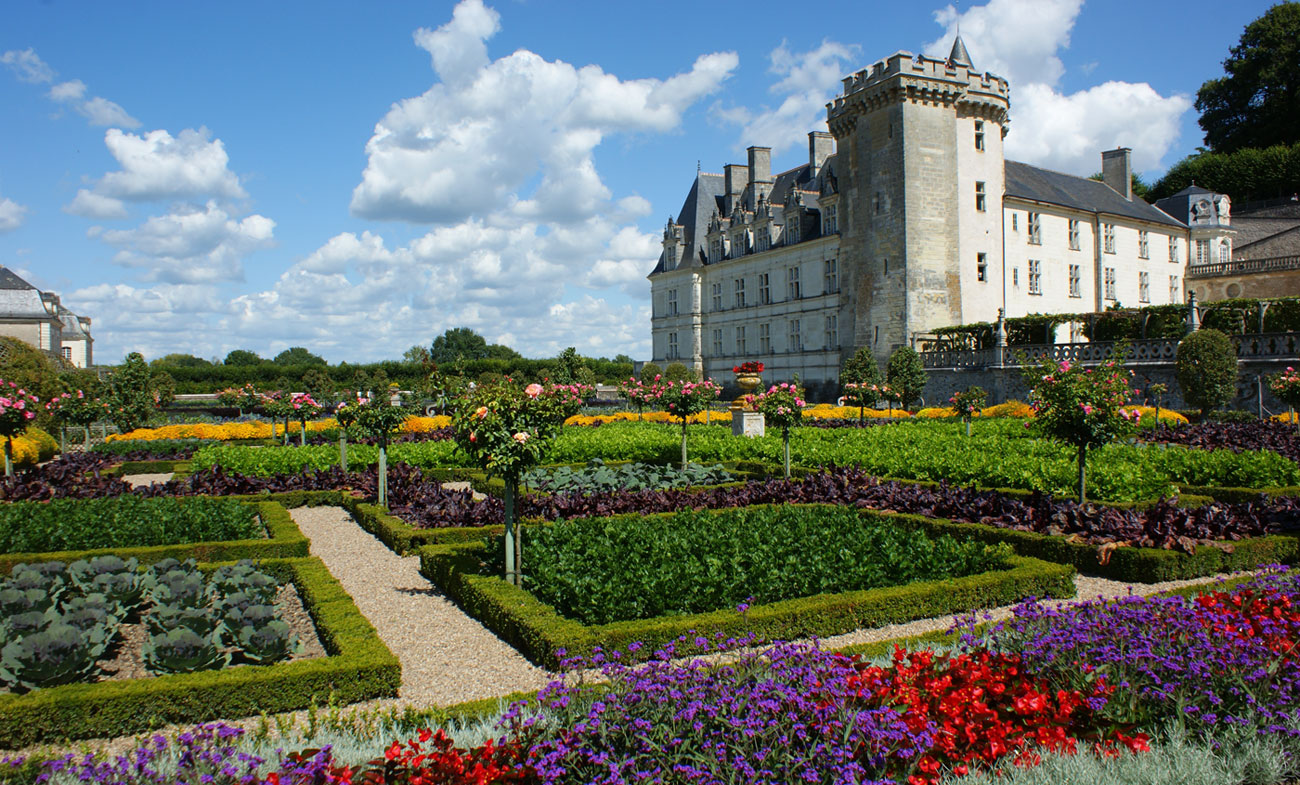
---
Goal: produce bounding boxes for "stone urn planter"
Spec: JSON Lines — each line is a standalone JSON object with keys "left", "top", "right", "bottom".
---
{"left": 735, "top": 374, "right": 763, "bottom": 398}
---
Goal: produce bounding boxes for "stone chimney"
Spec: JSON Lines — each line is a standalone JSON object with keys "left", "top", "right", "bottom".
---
{"left": 808, "top": 132, "right": 833, "bottom": 174}
{"left": 724, "top": 163, "right": 749, "bottom": 216}
{"left": 747, "top": 146, "right": 772, "bottom": 185}
{"left": 1101, "top": 147, "right": 1132, "bottom": 201}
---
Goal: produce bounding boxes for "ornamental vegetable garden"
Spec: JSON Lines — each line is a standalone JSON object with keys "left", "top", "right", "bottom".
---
{"left": 2, "top": 376, "right": 1300, "bottom": 784}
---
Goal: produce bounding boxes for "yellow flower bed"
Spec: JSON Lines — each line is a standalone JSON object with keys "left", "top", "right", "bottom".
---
{"left": 5, "top": 435, "right": 41, "bottom": 470}
{"left": 110, "top": 415, "right": 455, "bottom": 443}
{"left": 980, "top": 400, "right": 1037, "bottom": 419}
{"left": 803, "top": 405, "right": 912, "bottom": 420}
{"left": 914, "top": 407, "right": 958, "bottom": 419}
{"left": 1272, "top": 411, "right": 1298, "bottom": 424}
{"left": 1131, "top": 405, "right": 1189, "bottom": 425}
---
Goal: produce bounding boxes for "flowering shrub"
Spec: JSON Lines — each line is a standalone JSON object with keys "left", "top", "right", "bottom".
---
{"left": 618, "top": 376, "right": 657, "bottom": 418}
{"left": 949, "top": 386, "right": 988, "bottom": 436}
{"left": 733, "top": 360, "right": 764, "bottom": 375}
{"left": 849, "top": 647, "right": 1147, "bottom": 782}
{"left": 844, "top": 382, "right": 900, "bottom": 422}
{"left": 1024, "top": 357, "right": 1140, "bottom": 502}
{"left": 746, "top": 382, "right": 805, "bottom": 477}
{"left": 259, "top": 391, "right": 295, "bottom": 444}
{"left": 539, "top": 382, "right": 592, "bottom": 419}
{"left": 0, "top": 381, "right": 39, "bottom": 476}
{"left": 281, "top": 727, "right": 536, "bottom": 785}
{"left": 216, "top": 383, "right": 261, "bottom": 416}
{"left": 45, "top": 389, "right": 108, "bottom": 451}
{"left": 1270, "top": 366, "right": 1300, "bottom": 429}
{"left": 288, "top": 393, "right": 323, "bottom": 447}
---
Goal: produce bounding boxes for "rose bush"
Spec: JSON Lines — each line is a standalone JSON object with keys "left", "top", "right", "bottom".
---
{"left": 1269, "top": 366, "right": 1300, "bottom": 430}
{"left": 949, "top": 386, "right": 988, "bottom": 436}
{"left": 643, "top": 378, "right": 722, "bottom": 469}
{"left": 746, "top": 382, "right": 805, "bottom": 478}
{"left": 0, "top": 381, "right": 40, "bottom": 476}
{"left": 44, "top": 389, "right": 108, "bottom": 450}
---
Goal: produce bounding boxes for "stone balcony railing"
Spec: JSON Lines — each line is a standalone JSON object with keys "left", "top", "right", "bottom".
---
{"left": 921, "top": 332, "right": 1300, "bottom": 370}
{"left": 1187, "top": 255, "right": 1300, "bottom": 279}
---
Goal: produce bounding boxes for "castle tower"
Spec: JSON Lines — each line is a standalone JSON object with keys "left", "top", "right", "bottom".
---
{"left": 826, "top": 37, "right": 1010, "bottom": 353}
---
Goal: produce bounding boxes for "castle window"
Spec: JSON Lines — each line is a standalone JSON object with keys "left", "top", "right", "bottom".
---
{"left": 712, "top": 329, "right": 723, "bottom": 356}
{"left": 1169, "top": 236, "right": 1179, "bottom": 263}
{"left": 736, "top": 325, "right": 747, "bottom": 355}
{"left": 1104, "top": 267, "right": 1117, "bottom": 300}
{"left": 710, "top": 238, "right": 723, "bottom": 263}
{"left": 977, "top": 253, "right": 987, "bottom": 282}
{"left": 975, "top": 181, "right": 986, "bottom": 212}
{"left": 786, "top": 217, "right": 801, "bottom": 244}
{"left": 788, "top": 319, "right": 802, "bottom": 352}
{"left": 759, "top": 323, "right": 771, "bottom": 354}
{"left": 1103, "top": 223, "right": 1116, "bottom": 254}
{"left": 756, "top": 231, "right": 769, "bottom": 252}
{"left": 667, "top": 333, "right": 679, "bottom": 359}
{"left": 665, "top": 246, "right": 676, "bottom": 267}
{"left": 1068, "top": 264, "right": 1081, "bottom": 298}
{"left": 884, "top": 258, "right": 889, "bottom": 276}
{"left": 1139, "top": 230, "right": 1149, "bottom": 259}
{"left": 824, "top": 258, "right": 839, "bottom": 294}
{"left": 1068, "top": 219, "right": 1080, "bottom": 251}
{"left": 1027, "top": 213, "right": 1042, "bottom": 245}
{"left": 787, "top": 266, "right": 801, "bottom": 300}
{"left": 1139, "top": 271, "right": 1150, "bottom": 303}
{"left": 62, "top": 346, "right": 72, "bottom": 361}
{"left": 825, "top": 314, "right": 838, "bottom": 349}
{"left": 874, "top": 193, "right": 882, "bottom": 215}
{"left": 759, "top": 273, "right": 771, "bottom": 305}
{"left": 1195, "top": 239, "right": 1210, "bottom": 265}
{"left": 1028, "top": 260, "right": 1042, "bottom": 295}
{"left": 1013, "top": 267, "right": 1019, "bottom": 287}
{"left": 1011, "top": 213, "right": 1018, "bottom": 231}
{"left": 822, "top": 204, "right": 838, "bottom": 235}
{"left": 667, "top": 288, "right": 678, "bottom": 316}
{"left": 734, "top": 278, "right": 746, "bottom": 308}
{"left": 1169, "top": 275, "right": 1180, "bottom": 303}
{"left": 975, "top": 120, "right": 985, "bottom": 151}
{"left": 711, "top": 282, "right": 723, "bottom": 311}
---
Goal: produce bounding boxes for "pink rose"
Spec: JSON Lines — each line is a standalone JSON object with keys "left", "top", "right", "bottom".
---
{"left": 524, "top": 383, "right": 543, "bottom": 398}
{"left": 475, "top": 406, "right": 489, "bottom": 419}
{"left": 513, "top": 431, "right": 529, "bottom": 443}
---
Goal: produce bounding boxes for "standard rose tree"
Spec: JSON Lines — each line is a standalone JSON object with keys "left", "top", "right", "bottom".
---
{"left": 289, "top": 393, "right": 324, "bottom": 447}
{"left": 354, "top": 388, "right": 410, "bottom": 506}
{"left": 451, "top": 380, "right": 571, "bottom": 586}
{"left": 650, "top": 378, "right": 722, "bottom": 470}
{"left": 1270, "top": 368, "right": 1300, "bottom": 431}
{"left": 747, "top": 382, "right": 806, "bottom": 478}
{"left": 0, "top": 381, "right": 39, "bottom": 477}
{"left": 949, "top": 386, "right": 988, "bottom": 437}
{"left": 1024, "top": 355, "right": 1140, "bottom": 502}
{"left": 45, "top": 389, "right": 109, "bottom": 451}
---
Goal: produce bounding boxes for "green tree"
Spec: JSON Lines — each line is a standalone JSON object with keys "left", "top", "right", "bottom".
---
{"left": 223, "top": 349, "right": 262, "bottom": 366}
{"left": 402, "top": 345, "right": 431, "bottom": 364}
{"left": 1148, "top": 142, "right": 1300, "bottom": 202}
{"left": 301, "top": 368, "right": 335, "bottom": 401}
{"left": 150, "top": 353, "right": 211, "bottom": 368}
{"left": 103, "top": 352, "right": 170, "bottom": 433}
{"left": 430, "top": 327, "right": 490, "bottom": 363}
{"left": 639, "top": 362, "right": 663, "bottom": 381}
{"left": 840, "top": 347, "right": 884, "bottom": 388}
{"left": 613, "top": 353, "right": 635, "bottom": 364}
{"left": 664, "top": 362, "right": 695, "bottom": 382}
{"left": 1176, "top": 329, "right": 1239, "bottom": 417}
{"left": 553, "top": 347, "right": 596, "bottom": 386}
{"left": 0, "top": 337, "right": 63, "bottom": 428}
{"left": 1195, "top": 2, "right": 1300, "bottom": 153}
{"left": 485, "top": 343, "right": 521, "bottom": 361}
{"left": 273, "top": 347, "right": 326, "bottom": 366}
{"left": 885, "top": 346, "right": 928, "bottom": 410}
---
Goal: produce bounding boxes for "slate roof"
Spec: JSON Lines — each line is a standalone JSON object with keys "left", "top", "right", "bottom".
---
{"left": 0, "top": 266, "right": 37, "bottom": 291}
{"left": 650, "top": 172, "right": 725, "bottom": 275}
{"left": 1005, "top": 160, "right": 1186, "bottom": 228}
{"left": 0, "top": 267, "right": 56, "bottom": 321}
{"left": 58, "top": 305, "right": 90, "bottom": 339}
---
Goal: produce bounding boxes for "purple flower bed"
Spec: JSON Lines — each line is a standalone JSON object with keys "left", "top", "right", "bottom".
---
{"left": 966, "top": 566, "right": 1300, "bottom": 736}
{"left": 1144, "top": 421, "right": 1300, "bottom": 464}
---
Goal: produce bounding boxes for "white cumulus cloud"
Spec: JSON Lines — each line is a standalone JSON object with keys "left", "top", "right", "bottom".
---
{"left": 96, "top": 128, "right": 245, "bottom": 201}
{"left": 0, "top": 198, "right": 28, "bottom": 233}
{"left": 1, "top": 49, "right": 54, "bottom": 83}
{"left": 350, "top": 0, "right": 737, "bottom": 224}
{"left": 924, "top": 0, "right": 1191, "bottom": 176}
{"left": 97, "top": 201, "right": 274, "bottom": 284}
{"left": 3, "top": 49, "right": 140, "bottom": 128}
{"left": 719, "top": 40, "right": 858, "bottom": 158}
{"left": 64, "top": 189, "right": 128, "bottom": 219}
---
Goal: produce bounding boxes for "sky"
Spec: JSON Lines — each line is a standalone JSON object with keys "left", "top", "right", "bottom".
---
{"left": 0, "top": 0, "right": 1278, "bottom": 364}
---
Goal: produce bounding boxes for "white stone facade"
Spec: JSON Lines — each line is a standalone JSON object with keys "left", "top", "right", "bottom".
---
{"left": 647, "top": 40, "right": 1232, "bottom": 391}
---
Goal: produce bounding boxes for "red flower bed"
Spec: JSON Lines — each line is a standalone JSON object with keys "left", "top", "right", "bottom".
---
{"left": 270, "top": 729, "right": 537, "bottom": 785}
{"left": 848, "top": 648, "right": 1150, "bottom": 784}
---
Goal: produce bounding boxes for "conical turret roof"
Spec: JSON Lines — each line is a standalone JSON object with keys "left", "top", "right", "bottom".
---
{"left": 948, "top": 35, "right": 973, "bottom": 68}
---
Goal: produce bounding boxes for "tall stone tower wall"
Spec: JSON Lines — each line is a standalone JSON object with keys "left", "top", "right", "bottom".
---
{"left": 828, "top": 51, "right": 1010, "bottom": 355}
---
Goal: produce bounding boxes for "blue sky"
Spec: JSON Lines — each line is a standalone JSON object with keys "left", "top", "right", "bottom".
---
{"left": 0, "top": 0, "right": 1276, "bottom": 364}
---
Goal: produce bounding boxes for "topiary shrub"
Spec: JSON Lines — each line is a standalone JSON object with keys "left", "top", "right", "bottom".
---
{"left": 663, "top": 362, "right": 695, "bottom": 382}
{"left": 639, "top": 362, "right": 663, "bottom": 381}
{"left": 885, "top": 347, "right": 928, "bottom": 411}
{"left": 1176, "top": 329, "right": 1238, "bottom": 417}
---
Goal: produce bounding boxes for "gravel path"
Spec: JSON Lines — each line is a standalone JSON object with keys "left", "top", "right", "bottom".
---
{"left": 818, "top": 571, "right": 1245, "bottom": 651}
{"left": 120, "top": 472, "right": 174, "bottom": 488}
{"left": 290, "top": 506, "right": 551, "bottom": 706}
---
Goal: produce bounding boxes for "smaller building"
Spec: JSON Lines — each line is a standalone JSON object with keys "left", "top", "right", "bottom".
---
{"left": 1168, "top": 191, "right": 1300, "bottom": 302}
{"left": 0, "top": 266, "right": 94, "bottom": 367}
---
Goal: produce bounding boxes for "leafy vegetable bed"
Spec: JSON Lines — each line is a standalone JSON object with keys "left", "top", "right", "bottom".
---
{"left": 0, "top": 557, "right": 307, "bottom": 693}
{"left": 487, "top": 505, "right": 1011, "bottom": 625}
{"left": 521, "top": 459, "right": 733, "bottom": 494}
{"left": 0, "top": 496, "right": 261, "bottom": 554}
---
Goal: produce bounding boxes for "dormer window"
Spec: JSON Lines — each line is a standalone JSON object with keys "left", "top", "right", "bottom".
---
{"left": 786, "top": 217, "right": 800, "bottom": 245}
{"left": 665, "top": 246, "right": 676, "bottom": 267}
{"left": 822, "top": 204, "right": 838, "bottom": 234}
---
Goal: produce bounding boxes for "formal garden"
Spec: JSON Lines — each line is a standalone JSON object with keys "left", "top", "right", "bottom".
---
{"left": 1, "top": 339, "right": 1299, "bottom": 785}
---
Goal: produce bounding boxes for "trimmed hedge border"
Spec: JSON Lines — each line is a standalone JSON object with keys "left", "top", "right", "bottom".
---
{"left": 877, "top": 508, "right": 1300, "bottom": 583}
{"left": 0, "top": 501, "right": 308, "bottom": 575}
{"left": 1177, "top": 484, "right": 1300, "bottom": 502}
{"left": 103, "top": 459, "right": 193, "bottom": 477}
{"left": 418, "top": 506, "right": 1076, "bottom": 670}
{"left": 0, "top": 555, "right": 400, "bottom": 749}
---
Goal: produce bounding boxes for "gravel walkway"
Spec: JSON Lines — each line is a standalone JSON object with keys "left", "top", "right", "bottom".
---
{"left": 120, "top": 472, "right": 174, "bottom": 488}
{"left": 818, "top": 571, "right": 1245, "bottom": 651}
{"left": 290, "top": 506, "right": 551, "bottom": 706}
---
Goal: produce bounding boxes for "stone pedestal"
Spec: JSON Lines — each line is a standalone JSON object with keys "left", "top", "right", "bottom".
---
{"left": 731, "top": 408, "right": 766, "bottom": 438}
